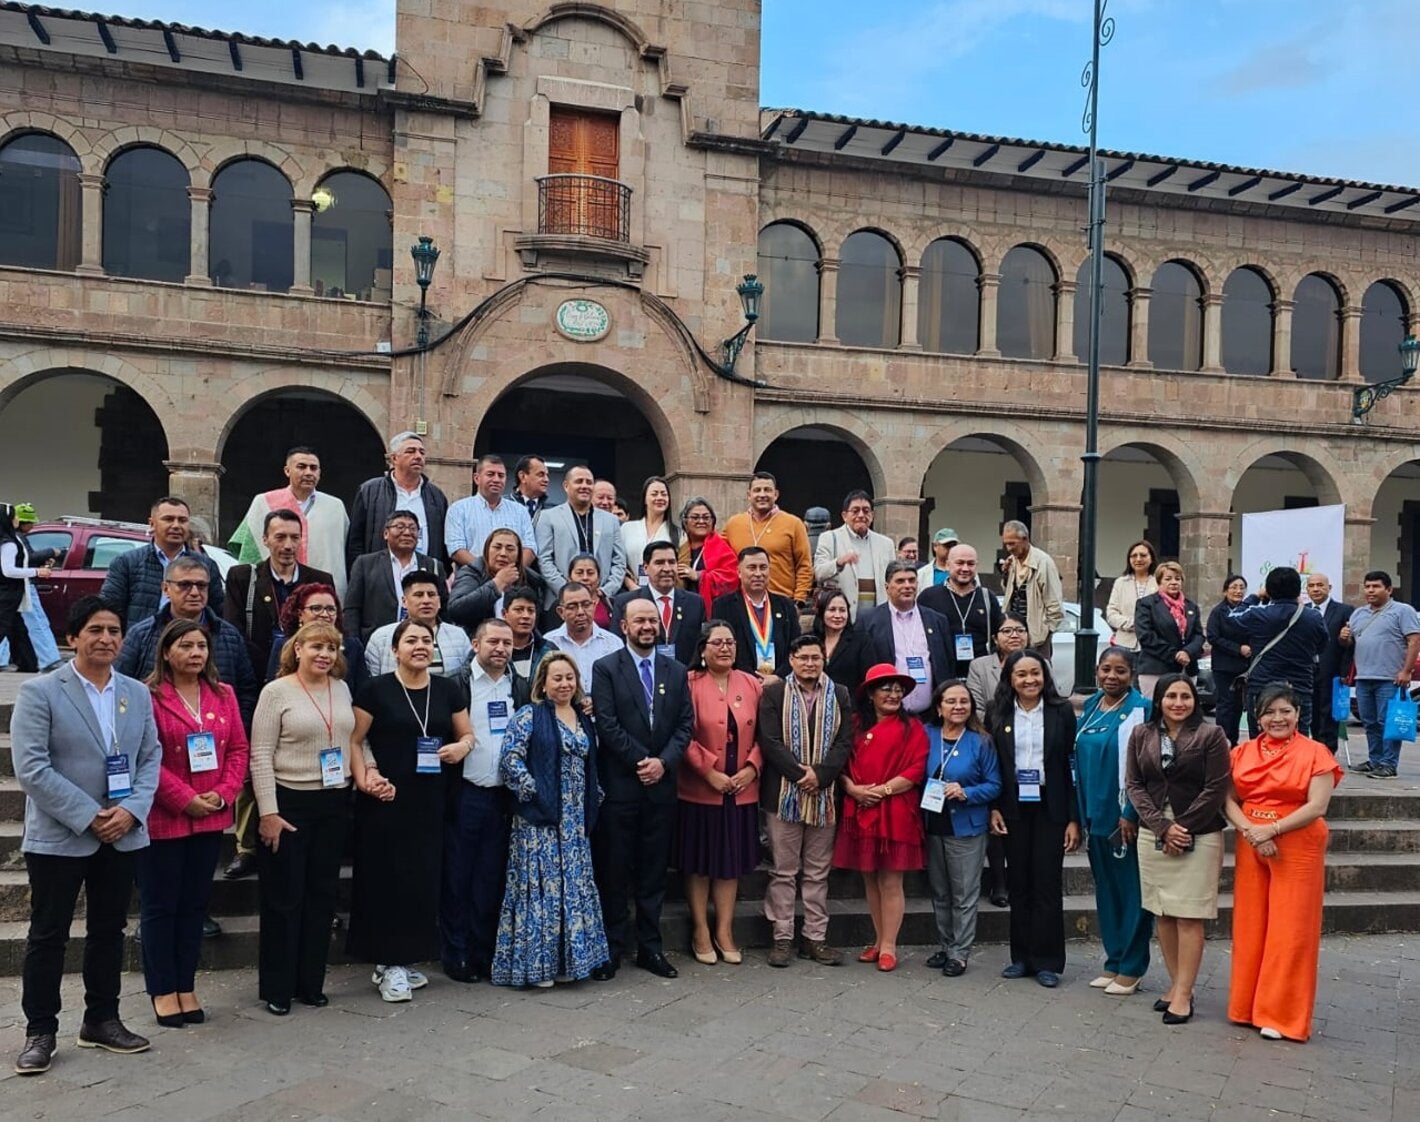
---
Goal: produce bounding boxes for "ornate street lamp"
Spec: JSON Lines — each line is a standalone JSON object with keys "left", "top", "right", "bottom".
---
{"left": 410, "top": 235, "right": 440, "bottom": 350}
{"left": 1353, "top": 334, "right": 1420, "bottom": 421}
{"left": 721, "top": 274, "right": 764, "bottom": 374}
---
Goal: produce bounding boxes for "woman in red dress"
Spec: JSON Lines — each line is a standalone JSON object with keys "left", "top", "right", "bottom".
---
{"left": 833, "top": 663, "right": 929, "bottom": 972}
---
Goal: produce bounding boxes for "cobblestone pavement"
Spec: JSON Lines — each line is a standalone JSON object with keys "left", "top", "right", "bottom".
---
{"left": 0, "top": 933, "right": 1413, "bottom": 1122}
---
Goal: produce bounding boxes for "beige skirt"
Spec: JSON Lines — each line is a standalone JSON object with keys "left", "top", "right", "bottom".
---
{"left": 1137, "top": 822, "right": 1224, "bottom": 920}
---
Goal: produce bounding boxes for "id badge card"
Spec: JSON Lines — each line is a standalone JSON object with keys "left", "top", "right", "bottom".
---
{"left": 906, "top": 655, "right": 928, "bottom": 685}
{"left": 954, "top": 634, "right": 976, "bottom": 662}
{"left": 416, "top": 736, "right": 442, "bottom": 775}
{"left": 487, "top": 700, "right": 510, "bottom": 735}
{"left": 105, "top": 753, "right": 133, "bottom": 799}
{"left": 186, "top": 731, "right": 219, "bottom": 773}
{"left": 656, "top": 643, "right": 677, "bottom": 662}
{"left": 920, "top": 777, "right": 947, "bottom": 813}
{"left": 318, "top": 747, "right": 344, "bottom": 788}
{"left": 637, "top": 564, "right": 649, "bottom": 586}
{"left": 1017, "top": 768, "right": 1042, "bottom": 803}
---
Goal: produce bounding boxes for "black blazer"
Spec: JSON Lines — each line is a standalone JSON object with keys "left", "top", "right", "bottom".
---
{"left": 344, "top": 550, "right": 446, "bottom": 643}
{"left": 222, "top": 560, "right": 334, "bottom": 672}
{"left": 1134, "top": 593, "right": 1205, "bottom": 676}
{"left": 823, "top": 625, "right": 869, "bottom": 692}
{"left": 591, "top": 648, "right": 693, "bottom": 804}
{"left": 858, "top": 602, "right": 953, "bottom": 703}
{"left": 1205, "top": 600, "right": 1249, "bottom": 676}
{"left": 1317, "top": 600, "right": 1355, "bottom": 684}
{"left": 987, "top": 701, "right": 1078, "bottom": 826}
{"left": 710, "top": 591, "right": 801, "bottom": 678}
{"left": 611, "top": 586, "right": 706, "bottom": 666}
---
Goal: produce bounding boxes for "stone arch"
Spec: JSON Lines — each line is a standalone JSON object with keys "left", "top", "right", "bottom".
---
{"left": 524, "top": 2, "right": 654, "bottom": 52}
{"left": 834, "top": 225, "right": 906, "bottom": 266}
{"left": 0, "top": 112, "right": 93, "bottom": 169}
{"left": 199, "top": 140, "right": 308, "bottom": 196}
{"left": 0, "top": 348, "right": 177, "bottom": 443}
{"left": 1099, "top": 432, "right": 1208, "bottom": 513}
{"left": 92, "top": 128, "right": 203, "bottom": 180}
{"left": 919, "top": 419, "right": 1055, "bottom": 509}
{"left": 994, "top": 239, "right": 1063, "bottom": 281}
{"left": 753, "top": 411, "right": 890, "bottom": 499}
{"left": 758, "top": 216, "right": 824, "bottom": 257}
{"left": 910, "top": 229, "right": 984, "bottom": 270}
{"left": 1227, "top": 440, "right": 1346, "bottom": 510}
{"left": 208, "top": 369, "right": 389, "bottom": 462}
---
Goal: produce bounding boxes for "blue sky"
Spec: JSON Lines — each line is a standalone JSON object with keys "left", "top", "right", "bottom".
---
{"left": 91, "top": 0, "right": 1417, "bottom": 186}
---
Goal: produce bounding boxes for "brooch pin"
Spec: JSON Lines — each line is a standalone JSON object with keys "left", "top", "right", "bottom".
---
{"left": 657, "top": 684, "right": 665, "bottom": 694}
{"left": 118, "top": 697, "right": 129, "bottom": 715}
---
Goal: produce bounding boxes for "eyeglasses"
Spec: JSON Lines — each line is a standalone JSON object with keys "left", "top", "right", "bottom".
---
{"left": 704, "top": 638, "right": 736, "bottom": 648}
{"left": 166, "top": 580, "right": 209, "bottom": 593}
{"left": 685, "top": 513, "right": 712, "bottom": 522}
{"left": 998, "top": 627, "right": 1027, "bottom": 636}
{"left": 303, "top": 604, "right": 338, "bottom": 616}
{"left": 875, "top": 682, "right": 906, "bottom": 694}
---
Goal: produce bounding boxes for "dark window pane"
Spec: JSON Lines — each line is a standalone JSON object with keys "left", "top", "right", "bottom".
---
{"left": 1147, "top": 261, "right": 1202, "bottom": 371}
{"left": 998, "top": 246, "right": 1056, "bottom": 359}
{"left": 836, "top": 230, "right": 901, "bottom": 347}
{"left": 1073, "top": 255, "right": 1130, "bottom": 365}
{"left": 1222, "top": 267, "right": 1273, "bottom": 376}
{"left": 0, "top": 133, "right": 81, "bottom": 270}
{"left": 209, "top": 159, "right": 293, "bottom": 293}
{"left": 1361, "top": 280, "right": 1409, "bottom": 385}
{"left": 1290, "top": 274, "right": 1340, "bottom": 380}
{"left": 311, "top": 171, "right": 392, "bottom": 301}
{"left": 756, "top": 223, "right": 819, "bottom": 342}
{"left": 103, "top": 146, "right": 190, "bottom": 283}
{"left": 918, "top": 238, "right": 979, "bottom": 353}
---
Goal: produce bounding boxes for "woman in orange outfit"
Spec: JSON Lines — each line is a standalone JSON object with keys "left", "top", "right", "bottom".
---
{"left": 1224, "top": 682, "right": 1342, "bottom": 1042}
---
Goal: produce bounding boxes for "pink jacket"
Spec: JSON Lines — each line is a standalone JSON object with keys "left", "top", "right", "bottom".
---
{"left": 679, "top": 670, "right": 764, "bottom": 807}
{"left": 148, "top": 681, "right": 250, "bottom": 841}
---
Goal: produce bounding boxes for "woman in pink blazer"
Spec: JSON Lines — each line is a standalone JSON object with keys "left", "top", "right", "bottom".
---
{"left": 139, "top": 619, "right": 250, "bottom": 1027}
{"left": 678, "top": 620, "right": 763, "bottom": 965}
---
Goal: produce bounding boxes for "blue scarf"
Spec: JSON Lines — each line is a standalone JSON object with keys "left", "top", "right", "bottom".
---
{"left": 518, "top": 700, "right": 600, "bottom": 832}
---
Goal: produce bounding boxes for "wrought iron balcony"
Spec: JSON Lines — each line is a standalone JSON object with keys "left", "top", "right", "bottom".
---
{"left": 536, "top": 173, "right": 632, "bottom": 243}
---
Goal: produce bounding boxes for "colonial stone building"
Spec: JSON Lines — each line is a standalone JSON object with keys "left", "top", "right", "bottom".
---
{"left": 2, "top": 0, "right": 1418, "bottom": 606}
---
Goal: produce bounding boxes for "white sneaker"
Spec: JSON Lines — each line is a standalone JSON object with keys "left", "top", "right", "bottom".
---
{"left": 1259, "top": 1027, "right": 1283, "bottom": 1041}
{"left": 405, "top": 968, "right": 428, "bottom": 990}
{"left": 377, "top": 965, "right": 412, "bottom": 1003}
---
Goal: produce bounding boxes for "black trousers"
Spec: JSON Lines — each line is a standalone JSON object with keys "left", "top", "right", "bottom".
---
{"left": 0, "top": 601, "right": 36, "bottom": 673}
{"left": 593, "top": 795, "right": 674, "bottom": 958}
{"left": 256, "top": 787, "right": 349, "bottom": 1004}
{"left": 135, "top": 833, "right": 222, "bottom": 995}
{"left": 439, "top": 782, "right": 510, "bottom": 974}
{"left": 22, "top": 845, "right": 135, "bottom": 1035}
{"left": 1311, "top": 678, "right": 1340, "bottom": 751}
{"left": 1212, "top": 670, "right": 1243, "bottom": 745}
{"left": 1002, "top": 803, "right": 1066, "bottom": 974}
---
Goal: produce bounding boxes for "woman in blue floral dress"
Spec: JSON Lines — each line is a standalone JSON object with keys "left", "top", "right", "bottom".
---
{"left": 493, "top": 651, "right": 608, "bottom": 987}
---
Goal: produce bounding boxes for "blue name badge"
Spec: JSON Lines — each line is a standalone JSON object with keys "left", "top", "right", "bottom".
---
{"left": 318, "top": 747, "right": 345, "bottom": 788}
{"left": 416, "top": 736, "right": 442, "bottom": 775}
{"left": 186, "top": 731, "right": 219, "bottom": 774}
{"left": 954, "top": 634, "right": 976, "bottom": 662}
{"left": 1017, "top": 768, "right": 1042, "bottom": 803}
{"left": 920, "top": 777, "right": 947, "bottom": 813}
{"left": 656, "top": 643, "right": 677, "bottom": 662}
{"left": 906, "top": 655, "right": 928, "bottom": 684}
{"left": 106, "top": 753, "right": 133, "bottom": 799}
{"left": 487, "top": 700, "right": 509, "bottom": 735}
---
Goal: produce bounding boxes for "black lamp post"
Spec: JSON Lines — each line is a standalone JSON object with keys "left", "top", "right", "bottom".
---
{"left": 1352, "top": 335, "right": 1420, "bottom": 420}
{"left": 410, "top": 235, "right": 440, "bottom": 350}
{"left": 721, "top": 274, "right": 764, "bottom": 374}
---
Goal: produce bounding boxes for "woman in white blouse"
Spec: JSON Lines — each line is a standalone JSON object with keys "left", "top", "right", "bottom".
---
{"left": 1105, "top": 540, "right": 1158, "bottom": 652}
{"left": 620, "top": 476, "right": 679, "bottom": 590}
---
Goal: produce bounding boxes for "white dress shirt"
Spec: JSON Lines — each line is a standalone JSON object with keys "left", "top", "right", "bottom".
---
{"left": 464, "top": 659, "right": 513, "bottom": 786}
{"left": 1013, "top": 702, "right": 1045, "bottom": 778}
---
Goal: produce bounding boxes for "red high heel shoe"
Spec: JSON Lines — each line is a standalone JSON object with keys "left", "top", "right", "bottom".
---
{"left": 857, "top": 946, "right": 880, "bottom": 963}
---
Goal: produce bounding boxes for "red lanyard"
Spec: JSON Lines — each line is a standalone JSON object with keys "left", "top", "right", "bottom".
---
{"left": 298, "top": 676, "right": 335, "bottom": 742}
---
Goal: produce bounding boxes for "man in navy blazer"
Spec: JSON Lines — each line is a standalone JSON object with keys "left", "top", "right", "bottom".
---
{"left": 611, "top": 541, "right": 706, "bottom": 666}
{"left": 711, "top": 546, "right": 801, "bottom": 679}
{"left": 10, "top": 596, "right": 161, "bottom": 1073}
{"left": 590, "top": 598, "right": 693, "bottom": 980}
{"left": 859, "top": 561, "right": 952, "bottom": 717}
{"left": 1305, "top": 572, "right": 1355, "bottom": 751}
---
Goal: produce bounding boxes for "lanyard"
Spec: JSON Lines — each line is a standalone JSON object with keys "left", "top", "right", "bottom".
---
{"left": 175, "top": 684, "right": 205, "bottom": 732}
{"left": 298, "top": 676, "right": 335, "bottom": 742}
{"left": 745, "top": 595, "right": 773, "bottom": 659}
{"left": 935, "top": 734, "right": 961, "bottom": 782}
{"left": 398, "top": 673, "right": 432, "bottom": 738}
{"left": 573, "top": 508, "right": 593, "bottom": 553}
{"left": 948, "top": 586, "right": 982, "bottom": 631}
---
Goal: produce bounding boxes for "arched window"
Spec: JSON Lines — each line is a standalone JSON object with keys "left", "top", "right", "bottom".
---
{"left": 836, "top": 230, "right": 901, "bottom": 347}
{"left": 1361, "top": 280, "right": 1410, "bottom": 384}
{"left": 756, "top": 222, "right": 820, "bottom": 342}
{"left": 209, "top": 159, "right": 293, "bottom": 293}
{"left": 1147, "top": 260, "right": 1203, "bottom": 371}
{"left": 0, "top": 132, "right": 81, "bottom": 270}
{"left": 998, "top": 245, "right": 1057, "bottom": 359}
{"left": 310, "top": 171, "right": 393, "bottom": 301}
{"left": 918, "top": 237, "right": 979, "bottom": 354}
{"left": 1290, "top": 273, "right": 1341, "bottom": 380}
{"left": 1221, "top": 266, "right": 1273, "bottom": 376}
{"left": 103, "top": 146, "right": 190, "bottom": 283}
{"left": 1073, "top": 254, "right": 1130, "bottom": 365}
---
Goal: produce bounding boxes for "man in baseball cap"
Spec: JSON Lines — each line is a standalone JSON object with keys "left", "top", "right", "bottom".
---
{"left": 917, "top": 528, "right": 960, "bottom": 589}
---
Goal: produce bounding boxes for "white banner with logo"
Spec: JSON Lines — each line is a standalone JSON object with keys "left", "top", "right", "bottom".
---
{"left": 1239, "top": 504, "right": 1345, "bottom": 594}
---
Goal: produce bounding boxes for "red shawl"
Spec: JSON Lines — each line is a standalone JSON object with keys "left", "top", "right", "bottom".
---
{"left": 842, "top": 716, "right": 929, "bottom": 849}
{"left": 681, "top": 532, "right": 739, "bottom": 613}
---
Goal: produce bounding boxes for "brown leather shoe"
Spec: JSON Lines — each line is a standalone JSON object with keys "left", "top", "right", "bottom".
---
{"left": 14, "top": 1033, "right": 56, "bottom": 1075}
{"left": 77, "top": 1020, "right": 150, "bottom": 1054}
{"left": 798, "top": 939, "right": 843, "bottom": 966}
{"left": 767, "top": 939, "right": 794, "bottom": 968}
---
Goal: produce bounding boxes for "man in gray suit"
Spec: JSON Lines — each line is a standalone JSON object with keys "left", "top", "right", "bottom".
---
{"left": 9, "top": 596, "right": 161, "bottom": 1074}
{"left": 536, "top": 463, "right": 626, "bottom": 611}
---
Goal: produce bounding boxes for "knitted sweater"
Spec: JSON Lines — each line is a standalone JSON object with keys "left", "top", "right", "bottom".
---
{"left": 249, "top": 675, "right": 356, "bottom": 816}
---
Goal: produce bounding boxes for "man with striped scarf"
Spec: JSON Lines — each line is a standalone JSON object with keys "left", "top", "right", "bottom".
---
{"left": 756, "top": 633, "right": 855, "bottom": 967}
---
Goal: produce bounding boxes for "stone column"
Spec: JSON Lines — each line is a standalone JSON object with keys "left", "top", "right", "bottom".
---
{"left": 290, "top": 199, "right": 315, "bottom": 295}
{"left": 1270, "top": 298, "right": 1295, "bottom": 377}
{"left": 1177, "top": 512, "right": 1234, "bottom": 608}
{"left": 1127, "top": 286, "right": 1153, "bottom": 368}
{"left": 1201, "top": 293, "right": 1225, "bottom": 372}
{"left": 977, "top": 272, "right": 1001, "bottom": 357}
{"left": 1053, "top": 280, "right": 1077, "bottom": 362}
{"left": 185, "top": 186, "right": 213, "bottom": 286}
{"left": 76, "top": 173, "right": 105, "bottom": 275}
{"left": 1029, "top": 503, "right": 1082, "bottom": 599}
{"left": 898, "top": 265, "right": 922, "bottom": 350}
{"left": 875, "top": 495, "right": 925, "bottom": 545}
{"left": 816, "top": 258, "right": 840, "bottom": 345}
{"left": 164, "top": 460, "right": 225, "bottom": 538}
{"left": 1343, "top": 514, "right": 1377, "bottom": 602}
{"left": 1340, "top": 305, "right": 1365, "bottom": 383}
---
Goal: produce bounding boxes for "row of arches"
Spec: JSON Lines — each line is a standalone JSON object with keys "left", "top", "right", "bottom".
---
{"left": 0, "top": 131, "right": 392, "bottom": 299}
{"left": 757, "top": 221, "right": 1413, "bottom": 382}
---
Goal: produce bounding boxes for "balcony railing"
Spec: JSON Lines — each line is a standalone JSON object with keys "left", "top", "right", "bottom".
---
{"left": 536, "top": 174, "right": 632, "bottom": 243}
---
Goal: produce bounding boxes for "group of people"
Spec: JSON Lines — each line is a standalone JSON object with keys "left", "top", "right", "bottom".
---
{"left": 5, "top": 437, "right": 1406, "bottom": 1075}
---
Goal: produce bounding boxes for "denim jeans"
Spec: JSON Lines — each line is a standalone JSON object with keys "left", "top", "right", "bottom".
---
{"left": 1355, "top": 678, "right": 1405, "bottom": 770}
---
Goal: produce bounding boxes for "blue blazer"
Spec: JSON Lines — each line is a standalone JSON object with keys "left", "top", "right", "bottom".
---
{"left": 923, "top": 726, "right": 1001, "bottom": 837}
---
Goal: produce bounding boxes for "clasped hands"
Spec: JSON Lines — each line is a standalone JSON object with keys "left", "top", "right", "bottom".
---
{"left": 90, "top": 806, "right": 136, "bottom": 844}
{"left": 358, "top": 767, "right": 397, "bottom": 801}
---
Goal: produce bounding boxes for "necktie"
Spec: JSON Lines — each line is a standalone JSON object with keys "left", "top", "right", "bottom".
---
{"left": 660, "top": 595, "right": 673, "bottom": 632}
{"left": 639, "top": 657, "right": 654, "bottom": 709}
